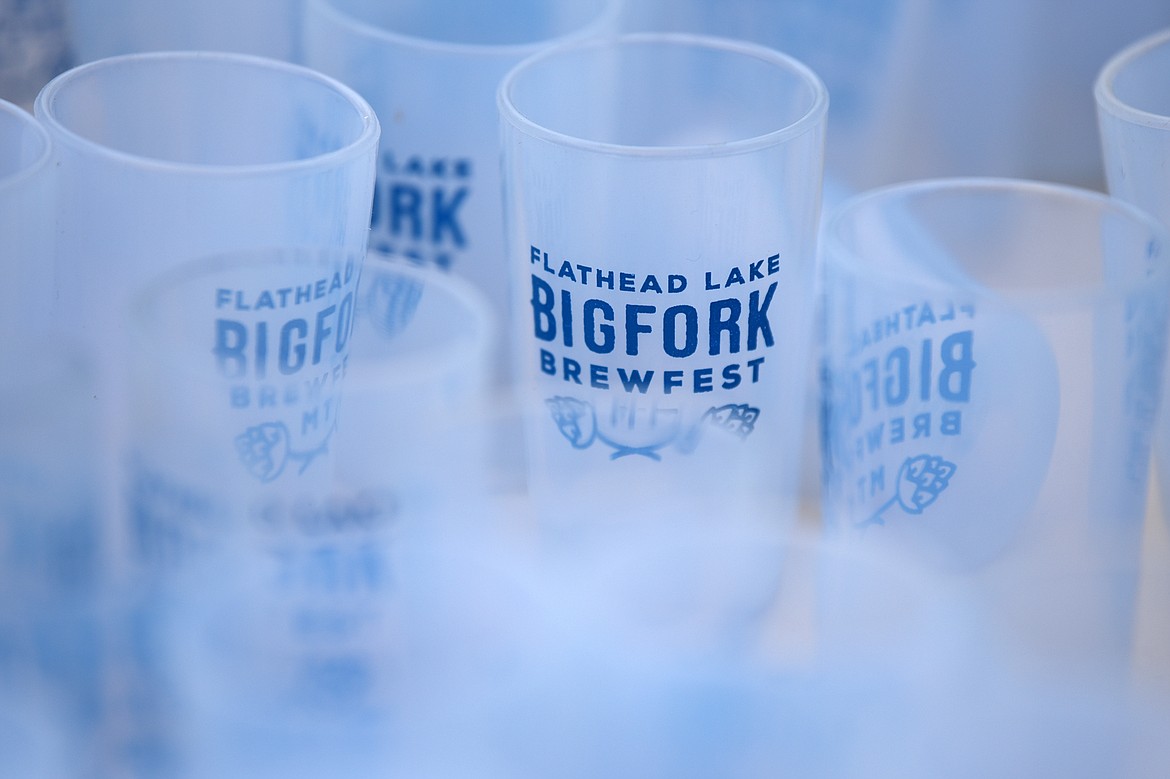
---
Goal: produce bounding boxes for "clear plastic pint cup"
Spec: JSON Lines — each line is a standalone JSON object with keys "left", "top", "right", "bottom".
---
{"left": 1096, "top": 28, "right": 1170, "bottom": 539}
{"left": 35, "top": 51, "right": 378, "bottom": 351}
{"left": 1096, "top": 28, "right": 1170, "bottom": 227}
{"left": 303, "top": 0, "right": 618, "bottom": 385}
{"left": 819, "top": 178, "right": 1170, "bottom": 680}
{"left": 125, "top": 247, "right": 364, "bottom": 572}
{"left": 34, "top": 51, "right": 379, "bottom": 529}
{"left": 498, "top": 33, "right": 829, "bottom": 530}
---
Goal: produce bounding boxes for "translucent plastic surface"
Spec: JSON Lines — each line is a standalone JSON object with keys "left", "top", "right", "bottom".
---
{"left": 126, "top": 248, "right": 364, "bottom": 572}
{"left": 0, "top": 99, "right": 52, "bottom": 351}
{"left": 820, "top": 178, "right": 1170, "bottom": 679}
{"left": 33, "top": 52, "right": 378, "bottom": 537}
{"left": 304, "top": 0, "right": 616, "bottom": 387}
{"left": 499, "top": 34, "right": 828, "bottom": 529}
{"left": 1097, "top": 29, "right": 1170, "bottom": 541}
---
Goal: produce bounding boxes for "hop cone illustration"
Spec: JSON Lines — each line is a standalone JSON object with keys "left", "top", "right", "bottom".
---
{"left": 235, "top": 422, "right": 291, "bottom": 482}
{"left": 547, "top": 396, "right": 596, "bottom": 449}
{"left": 702, "top": 403, "right": 761, "bottom": 439}
{"left": 859, "top": 453, "right": 957, "bottom": 528}
{"left": 896, "top": 454, "right": 957, "bottom": 514}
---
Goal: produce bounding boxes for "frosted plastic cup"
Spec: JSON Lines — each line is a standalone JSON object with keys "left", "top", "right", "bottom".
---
{"left": 66, "top": 0, "right": 303, "bottom": 64}
{"left": 0, "top": 99, "right": 53, "bottom": 352}
{"left": 125, "top": 248, "right": 364, "bottom": 573}
{"left": 137, "top": 259, "right": 494, "bottom": 775}
{"left": 303, "top": 0, "right": 618, "bottom": 385}
{"left": 34, "top": 52, "right": 378, "bottom": 352}
{"left": 1096, "top": 28, "right": 1170, "bottom": 533}
{"left": 1090, "top": 27, "right": 1170, "bottom": 215}
{"left": 498, "top": 33, "right": 828, "bottom": 529}
{"left": 1097, "top": 28, "right": 1170, "bottom": 233}
{"left": 820, "top": 178, "right": 1170, "bottom": 680}
{"left": 34, "top": 51, "right": 379, "bottom": 528}
{"left": 331, "top": 256, "right": 495, "bottom": 525}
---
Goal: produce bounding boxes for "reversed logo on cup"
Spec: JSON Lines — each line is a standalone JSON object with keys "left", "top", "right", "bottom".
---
{"left": 858, "top": 453, "right": 957, "bottom": 529}
{"left": 363, "top": 266, "right": 423, "bottom": 338}
{"left": 214, "top": 262, "right": 357, "bottom": 484}
{"left": 547, "top": 395, "right": 760, "bottom": 461}
{"left": 822, "top": 295, "right": 1059, "bottom": 570}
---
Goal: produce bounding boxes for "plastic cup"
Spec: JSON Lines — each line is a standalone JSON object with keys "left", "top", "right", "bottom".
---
{"left": 331, "top": 256, "right": 496, "bottom": 525}
{"left": 122, "top": 249, "right": 359, "bottom": 770}
{"left": 65, "top": 0, "right": 303, "bottom": 64}
{"left": 34, "top": 51, "right": 379, "bottom": 529}
{"left": 1097, "top": 28, "right": 1170, "bottom": 232}
{"left": 302, "top": 0, "right": 618, "bottom": 384}
{"left": 819, "top": 178, "right": 1170, "bottom": 679}
{"left": 34, "top": 52, "right": 378, "bottom": 347}
{"left": 125, "top": 247, "right": 364, "bottom": 573}
{"left": 0, "top": 99, "right": 53, "bottom": 354}
{"left": 497, "top": 33, "right": 828, "bottom": 529}
{"left": 1096, "top": 28, "right": 1170, "bottom": 535}
{"left": 121, "top": 254, "right": 496, "bottom": 777}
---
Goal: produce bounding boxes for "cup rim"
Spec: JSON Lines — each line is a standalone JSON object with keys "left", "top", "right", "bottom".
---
{"left": 822, "top": 177, "right": 1170, "bottom": 305}
{"left": 306, "top": 0, "right": 619, "bottom": 58}
{"left": 1095, "top": 27, "right": 1170, "bottom": 128}
{"left": 33, "top": 50, "right": 380, "bottom": 176}
{"left": 0, "top": 98, "right": 52, "bottom": 194}
{"left": 497, "top": 32, "right": 829, "bottom": 158}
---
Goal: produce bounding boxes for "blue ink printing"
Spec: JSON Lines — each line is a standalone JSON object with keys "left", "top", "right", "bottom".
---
{"left": 547, "top": 396, "right": 760, "bottom": 461}
{"left": 859, "top": 453, "right": 957, "bottom": 528}
{"left": 235, "top": 421, "right": 332, "bottom": 482}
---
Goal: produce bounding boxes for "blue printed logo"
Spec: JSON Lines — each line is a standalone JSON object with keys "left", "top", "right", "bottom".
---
{"left": 859, "top": 453, "right": 957, "bottom": 528}
{"left": 235, "top": 421, "right": 333, "bottom": 482}
{"left": 547, "top": 396, "right": 596, "bottom": 450}
{"left": 700, "top": 403, "right": 759, "bottom": 439}
{"left": 370, "top": 152, "right": 471, "bottom": 270}
{"left": 547, "top": 396, "right": 760, "bottom": 461}
{"left": 364, "top": 267, "right": 423, "bottom": 338}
